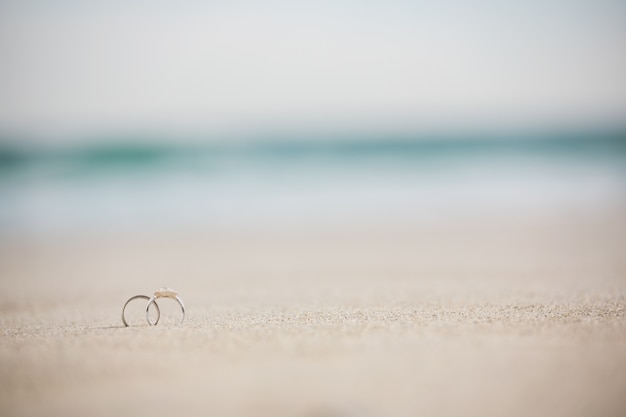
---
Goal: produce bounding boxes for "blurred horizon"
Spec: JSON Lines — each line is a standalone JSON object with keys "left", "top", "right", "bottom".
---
{"left": 1, "top": 129, "right": 624, "bottom": 238}
{"left": 1, "top": 1, "right": 625, "bottom": 238}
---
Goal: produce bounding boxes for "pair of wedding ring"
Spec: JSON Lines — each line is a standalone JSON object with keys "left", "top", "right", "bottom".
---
{"left": 122, "top": 287, "right": 185, "bottom": 326}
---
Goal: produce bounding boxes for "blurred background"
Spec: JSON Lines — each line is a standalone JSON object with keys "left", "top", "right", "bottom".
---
{"left": 0, "top": 0, "right": 625, "bottom": 238}
{"left": 2, "top": 3, "right": 626, "bottom": 417}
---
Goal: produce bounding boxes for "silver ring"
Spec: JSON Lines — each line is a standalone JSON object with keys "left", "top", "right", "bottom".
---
{"left": 146, "top": 287, "right": 185, "bottom": 325}
{"left": 122, "top": 295, "right": 160, "bottom": 327}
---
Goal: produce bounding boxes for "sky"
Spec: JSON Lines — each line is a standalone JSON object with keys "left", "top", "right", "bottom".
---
{"left": 0, "top": 1, "right": 625, "bottom": 143}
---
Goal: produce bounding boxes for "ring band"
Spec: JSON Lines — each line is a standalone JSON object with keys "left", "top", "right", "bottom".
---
{"left": 122, "top": 295, "right": 161, "bottom": 327}
{"left": 146, "top": 287, "right": 185, "bottom": 325}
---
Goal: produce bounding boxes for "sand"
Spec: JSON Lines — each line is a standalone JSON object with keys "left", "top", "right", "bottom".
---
{"left": 1, "top": 211, "right": 626, "bottom": 417}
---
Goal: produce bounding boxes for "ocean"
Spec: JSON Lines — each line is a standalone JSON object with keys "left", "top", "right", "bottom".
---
{"left": 1, "top": 131, "right": 625, "bottom": 237}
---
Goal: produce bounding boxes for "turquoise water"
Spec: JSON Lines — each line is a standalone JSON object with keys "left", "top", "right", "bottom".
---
{"left": 1, "top": 131, "right": 625, "bottom": 236}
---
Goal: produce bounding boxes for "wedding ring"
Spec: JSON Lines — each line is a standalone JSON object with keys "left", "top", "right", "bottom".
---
{"left": 146, "top": 287, "right": 185, "bottom": 325}
{"left": 122, "top": 295, "right": 160, "bottom": 327}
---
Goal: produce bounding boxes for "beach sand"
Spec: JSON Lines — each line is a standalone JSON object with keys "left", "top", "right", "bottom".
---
{"left": 1, "top": 210, "right": 625, "bottom": 417}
